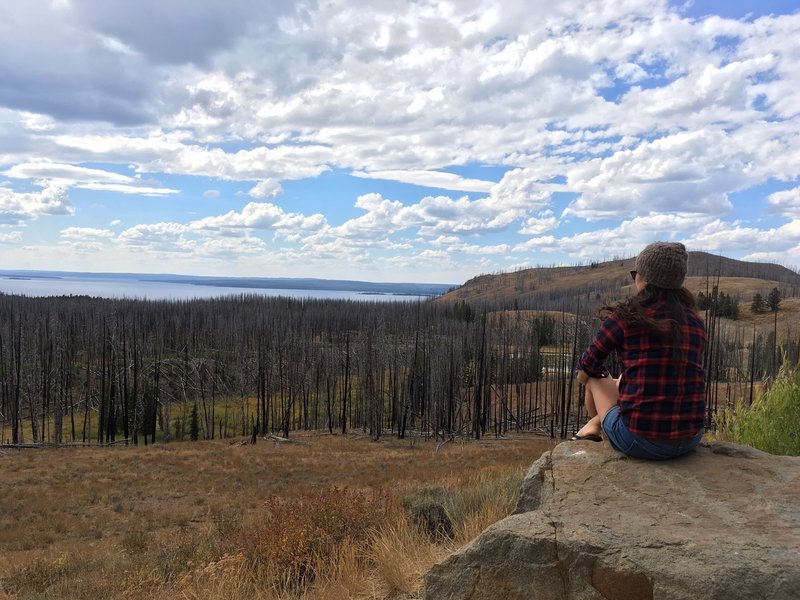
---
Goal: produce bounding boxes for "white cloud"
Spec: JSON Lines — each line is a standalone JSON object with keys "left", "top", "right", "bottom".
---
{"left": 318, "top": 190, "right": 536, "bottom": 241}
{"left": 118, "top": 222, "right": 194, "bottom": 253}
{"left": 766, "top": 187, "right": 800, "bottom": 218}
{"left": 330, "top": 193, "right": 403, "bottom": 236}
{"left": 77, "top": 182, "right": 178, "bottom": 195}
{"left": 419, "top": 249, "right": 450, "bottom": 259}
{"left": 513, "top": 213, "right": 719, "bottom": 259}
{"left": 19, "top": 112, "right": 56, "bottom": 131}
{"left": 519, "top": 216, "right": 559, "bottom": 235}
{"left": 0, "top": 231, "right": 23, "bottom": 243}
{"left": 190, "top": 202, "right": 326, "bottom": 234}
{"left": 352, "top": 169, "right": 494, "bottom": 192}
{"left": 4, "top": 162, "right": 130, "bottom": 185}
{"left": 489, "top": 168, "right": 557, "bottom": 210}
{"left": 443, "top": 241, "right": 510, "bottom": 255}
{"left": 4, "top": 161, "right": 178, "bottom": 195}
{"left": 192, "top": 235, "right": 270, "bottom": 259}
{"left": 0, "top": 1, "right": 799, "bottom": 280}
{"left": 50, "top": 134, "right": 333, "bottom": 181}
{"left": 249, "top": 179, "right": 283, "bottom": 199}
{"left": 58, "top": 239, "right": 109, "bottom": 253}
{"left": 60, "top": 226, "right": 115, "bottom": 240}
{"left": 693, "top": 216, "right": 800, "bottom": 260}
{"left": 688, "top": 219, "right": 771, "bottom": 252}
{"left": 0, "top": 185, "right": 75, "bottom": 224}
{"left": 564, "top": 129, "right": 755, "bottom": 220}
{"left": 614, "top": 62, "right": 648, "bottom": 83}
{"left": 611, "top": 56, "right": 778, "bottom": 132}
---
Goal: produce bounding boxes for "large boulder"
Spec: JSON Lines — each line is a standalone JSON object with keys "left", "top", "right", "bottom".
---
{"left": 424, "top": 441, "right": 800, "bottom": 599}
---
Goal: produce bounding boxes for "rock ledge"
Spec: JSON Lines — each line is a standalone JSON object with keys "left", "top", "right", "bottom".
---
{"left": 424, "top": 441, "right": 800, "bottom": 600}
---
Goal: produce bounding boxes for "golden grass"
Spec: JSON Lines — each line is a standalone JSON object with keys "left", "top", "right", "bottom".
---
{"left": 0, "top": 432, "right": 553, "bottom": 599}
{"left": 367, "top": 515, "right": 447, "bottom": 598}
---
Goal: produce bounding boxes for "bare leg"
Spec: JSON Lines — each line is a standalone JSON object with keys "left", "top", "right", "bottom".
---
{"left": 575, "top": 376, "right": 620, "bottom": 438}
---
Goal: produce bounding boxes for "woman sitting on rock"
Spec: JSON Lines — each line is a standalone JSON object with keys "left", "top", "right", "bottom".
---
{"left": 572, "top": 241, "right": 706, "bottom": 460}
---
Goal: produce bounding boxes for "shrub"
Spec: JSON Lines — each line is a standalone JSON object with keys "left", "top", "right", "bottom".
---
{"left": 239, "top": 486, "right": 391, "bottom": 593}
{"left": 209, "top": 504, "right": 243, "bottom": 539}
{"left": 2, "top": 553, "right": 75, "bottom": 595}
{"left": 718, "top": 361, "right": 800, "bottom": 456}
{"left": 400, "top": 485, "right": 453, "bottom": 539}
{"left": 445, "top": 470, "right": 523, "bottom": 543}
{"left": 156, "top": 532, "right": 204, "bottom": 582}
{"left": 121, "top": 528, "right": 150, "bottom": 554}
{"left": 400, "top": 469, "right": 523, "bottom": 542}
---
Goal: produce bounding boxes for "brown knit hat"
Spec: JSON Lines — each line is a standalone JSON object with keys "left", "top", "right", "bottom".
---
{"left": 634, "top": 242, "right": 688, "bottom": 289}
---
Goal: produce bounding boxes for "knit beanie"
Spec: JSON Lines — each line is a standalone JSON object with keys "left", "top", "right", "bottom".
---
{"left": 634, "top": 242, "right": 688, "bottom": 289}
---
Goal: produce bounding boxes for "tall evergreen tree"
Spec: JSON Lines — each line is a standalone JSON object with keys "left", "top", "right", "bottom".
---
{"left": 751, "top": 293, "right": 766, "bottom": 314}
{"left": 766, "top": 287, "right": 781, "bottom": 313}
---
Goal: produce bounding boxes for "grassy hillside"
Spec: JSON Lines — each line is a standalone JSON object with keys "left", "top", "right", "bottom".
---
{"left": 438, "top": 252, "right": 800, "bottom": 309}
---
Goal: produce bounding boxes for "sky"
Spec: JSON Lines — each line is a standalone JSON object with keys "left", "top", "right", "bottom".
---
{"left": 1, "top": 0, "right": 799, "bottom": 285}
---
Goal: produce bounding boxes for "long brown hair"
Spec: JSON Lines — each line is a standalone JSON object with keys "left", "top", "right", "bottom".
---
{"left": 600, "top": 285, "right": 698, "bottom": 347}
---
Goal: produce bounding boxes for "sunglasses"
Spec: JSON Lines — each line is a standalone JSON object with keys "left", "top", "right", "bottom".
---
{"left": 630, "top": 270, "right": 637, "bottom": 281}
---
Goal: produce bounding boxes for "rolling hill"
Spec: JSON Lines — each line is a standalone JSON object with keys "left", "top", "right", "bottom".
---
{"left": 436, "top": 251, "right": 800, "bottom": 311}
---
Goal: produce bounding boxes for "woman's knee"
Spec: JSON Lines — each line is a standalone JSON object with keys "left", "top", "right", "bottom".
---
{"left": 587, "top": 377, "right": 619, "bottom": 420}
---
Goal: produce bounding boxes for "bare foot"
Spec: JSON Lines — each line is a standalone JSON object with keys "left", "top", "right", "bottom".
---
{"left": 574, "top": 425, "right": 602, "bottom": 438}
{"left": 574, "top": 415, "right": 602, "bottom": 438}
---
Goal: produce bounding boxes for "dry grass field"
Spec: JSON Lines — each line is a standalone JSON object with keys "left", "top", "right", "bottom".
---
{"left": 0, "top": 432, "right": 555, "bottom": 599}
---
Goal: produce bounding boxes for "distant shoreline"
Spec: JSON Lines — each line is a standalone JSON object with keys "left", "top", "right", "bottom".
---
{"left": 0, "top": 269, "right": 456, "bottom": 301}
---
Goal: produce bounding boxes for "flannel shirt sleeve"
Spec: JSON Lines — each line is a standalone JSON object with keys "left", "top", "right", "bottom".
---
{"left": 578, "top": 312, "right": 624, "bottom": 378}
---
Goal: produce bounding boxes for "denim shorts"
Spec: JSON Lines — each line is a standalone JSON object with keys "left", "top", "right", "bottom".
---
{"left": 602, "top": 405, "right": 703, "bottom": 460}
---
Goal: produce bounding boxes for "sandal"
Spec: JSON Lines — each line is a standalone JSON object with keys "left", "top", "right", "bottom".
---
{"left": 570, "top": 433, "right": 602, "bottom": 442}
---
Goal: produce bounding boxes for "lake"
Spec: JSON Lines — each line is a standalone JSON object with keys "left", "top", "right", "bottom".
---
{"left": 0, "top": 275, "right": 430, "bottom": 302}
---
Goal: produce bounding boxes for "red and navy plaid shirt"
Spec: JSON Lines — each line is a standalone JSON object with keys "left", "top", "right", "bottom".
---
{"left": 578, "top": 300, "right": 706, "bottom": 440}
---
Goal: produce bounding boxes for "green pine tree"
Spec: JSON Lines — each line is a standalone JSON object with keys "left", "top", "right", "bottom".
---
{"left": 190, "top": 403, "right": 200, "bottom": 441}
{"left": 751, "top": 293, "right": 765, "bottom": 314}
{"left": 767, "top": 287, "right": 781, "bottom": 313}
